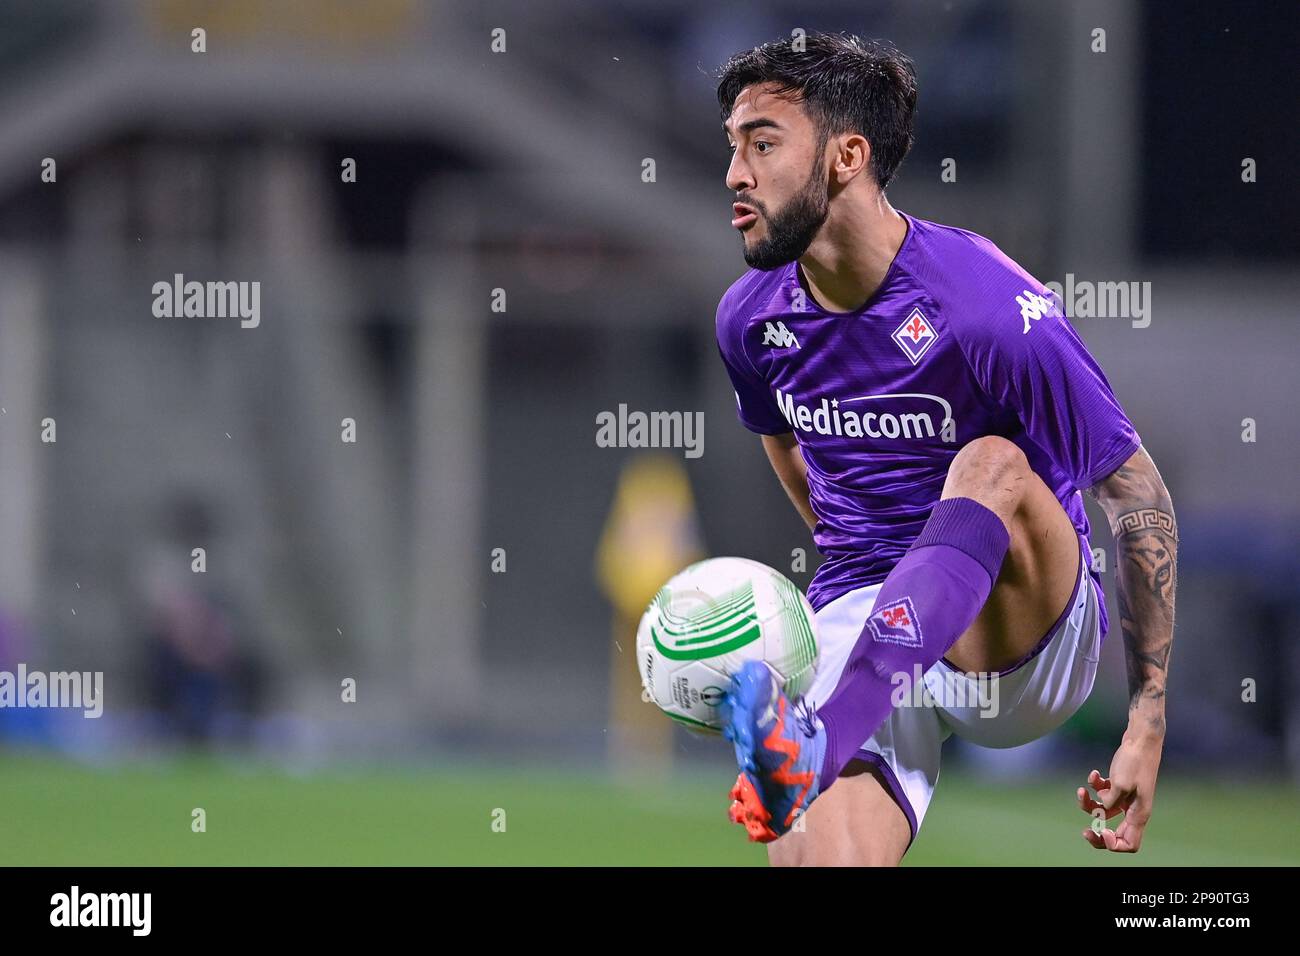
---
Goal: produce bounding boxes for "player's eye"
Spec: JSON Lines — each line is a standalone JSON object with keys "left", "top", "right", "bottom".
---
{"left": 754, "top": 141, "right": 773, "bottom": 153}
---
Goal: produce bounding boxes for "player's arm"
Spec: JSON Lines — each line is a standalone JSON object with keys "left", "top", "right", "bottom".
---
{"left": 1081, "top": 444, "right": 1176, "bottom": 851}
{"left": 948, "top": 275, "right": 1174, "bottom": 850}
{"left": 715, "top": 296, "right": 815, "bottom": 531}
{"left": 1091, "top": 445, "right": 1176, "bottom": 735}
{"left": 761, "top": 433, "right": 818, "bottom": 533}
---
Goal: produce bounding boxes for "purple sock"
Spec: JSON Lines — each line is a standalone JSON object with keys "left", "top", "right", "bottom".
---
{"left": 816, "top": 497, "right": 1010, "bottom": 788}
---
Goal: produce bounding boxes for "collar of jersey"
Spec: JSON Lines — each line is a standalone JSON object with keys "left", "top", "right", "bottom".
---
{"left": 787, "top": 210, "right": 915, "bottom": 319}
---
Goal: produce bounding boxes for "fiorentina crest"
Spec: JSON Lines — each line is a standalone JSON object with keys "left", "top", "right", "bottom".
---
{"left": 891, "top": 308, "right": 937, "bottom": 365}
{"left": 868, "top": 597, "right": 923, "bottom": 648}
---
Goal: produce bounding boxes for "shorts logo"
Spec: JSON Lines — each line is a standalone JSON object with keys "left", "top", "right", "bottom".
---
{"left": 892, "top": 308, "right": 937, "bottom": 365}
{"left": 868, "top": 597, "right": 922, "bottom": 647}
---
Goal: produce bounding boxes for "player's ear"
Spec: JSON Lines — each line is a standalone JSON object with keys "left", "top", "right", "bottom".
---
{"left": 832, "top": 133, "right": 872, "bottom": 185}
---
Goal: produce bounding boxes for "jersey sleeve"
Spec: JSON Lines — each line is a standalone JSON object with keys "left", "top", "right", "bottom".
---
{"left": 955, "top": 283, "right": 1141, "bottom": 490}
{"left": 715, "top": 296, "right": 792, "bottom": 436}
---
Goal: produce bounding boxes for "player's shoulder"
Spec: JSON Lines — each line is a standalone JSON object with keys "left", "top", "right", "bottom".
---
{"left": 715, "top": 265, "right": 793, "bottom": 340}
{"left": 903, "top": 214, "right": 1056, "bottom": 340}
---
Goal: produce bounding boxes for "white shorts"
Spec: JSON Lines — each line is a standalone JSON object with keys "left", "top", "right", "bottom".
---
{"left": 805, "top": 546, "right": 1101, "bottom": 846}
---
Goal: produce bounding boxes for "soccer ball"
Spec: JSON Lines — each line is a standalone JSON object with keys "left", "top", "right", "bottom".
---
{"left": 636, "top": 557, "right": 819, "bottom": 734}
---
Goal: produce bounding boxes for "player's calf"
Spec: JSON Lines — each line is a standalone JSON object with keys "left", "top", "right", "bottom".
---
{"left": 766, "top": 760, "right": 911, "bottom": 866}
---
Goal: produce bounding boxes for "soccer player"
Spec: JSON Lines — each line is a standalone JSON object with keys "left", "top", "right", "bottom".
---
{"left": 713, "top": 33, "right": 1176, "bottom": 865}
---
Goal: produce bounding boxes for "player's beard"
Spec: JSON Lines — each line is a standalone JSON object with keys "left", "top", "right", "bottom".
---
{"left": 741, "top": 150, "right": 830, "bottom": 272}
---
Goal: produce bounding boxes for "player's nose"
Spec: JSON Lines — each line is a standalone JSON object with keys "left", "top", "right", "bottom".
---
{"left": 725, "top": 152, "right": 754, "bottom": 193}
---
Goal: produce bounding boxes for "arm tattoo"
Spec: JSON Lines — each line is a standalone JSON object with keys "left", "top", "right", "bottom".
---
{"left": 1092, "top": 452, "right": 1177, "bottom": 734}
{"left": 1117, "top": 525, "right": 1175, "bottom": 725}
{"left": 1115, "top": 508, "right": 1177, "bottom": 538}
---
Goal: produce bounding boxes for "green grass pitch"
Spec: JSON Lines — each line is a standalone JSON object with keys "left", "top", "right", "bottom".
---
{"left": 1, "top": 753, "right": 1296, "bottom": 865}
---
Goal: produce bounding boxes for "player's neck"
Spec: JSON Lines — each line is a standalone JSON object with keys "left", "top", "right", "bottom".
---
{"left": 797, "top": 196, "right": 908, "bottom": 314}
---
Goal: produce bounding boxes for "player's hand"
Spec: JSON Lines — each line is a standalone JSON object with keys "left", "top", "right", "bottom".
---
{"left": 1076, "top": 735, "right": 1162, "bottom": 852}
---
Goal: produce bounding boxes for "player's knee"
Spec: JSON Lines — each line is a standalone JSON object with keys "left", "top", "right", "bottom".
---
{"left": 943, "top": 435, "right": 1030, "bottom": 509}
{"left": 950, "top": 435, "right": 1029, "bottom": 483}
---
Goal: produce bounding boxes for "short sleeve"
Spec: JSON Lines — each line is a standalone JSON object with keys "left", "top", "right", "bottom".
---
{"left": 956, "top": 286, "right": 1141, "bottom": 490}
{"left": 715, "top": 298, "right": 792, "bottom": 436}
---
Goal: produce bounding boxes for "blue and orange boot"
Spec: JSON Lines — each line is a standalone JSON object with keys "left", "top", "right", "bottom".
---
{"left": 722, "top": 660, "right": 826, "bottom": 843}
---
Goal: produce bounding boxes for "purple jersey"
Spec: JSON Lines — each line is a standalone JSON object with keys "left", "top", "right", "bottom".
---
{"left": 716, "top": 212, "right": 1140, "bottom": 643}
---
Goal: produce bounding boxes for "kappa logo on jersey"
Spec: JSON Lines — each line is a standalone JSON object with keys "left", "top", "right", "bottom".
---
{"left": 891, "top": 308, "right": 938, "bottom": 364}
{"left": 1016, "top": 289, "right": 1060, "bottom": 334}
{"left": 867, "top": 597, "right": 922, "bottom": 648}
{"left": 761, "top": 321, "right": 800, "bottom": 349}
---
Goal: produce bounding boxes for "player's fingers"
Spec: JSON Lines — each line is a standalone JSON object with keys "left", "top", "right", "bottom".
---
{"left": 1119, "top": 798, "right": 1151, "bottom": 838}
{"left": 1078, "top": 793, "right": 1122, "bottom": 821}
{"left": 1087, "top": 770, "right": 1113, "bottom": 802}
{"left": 1082, "top": 826, "right": 1122, "bottom": 850}
{"left": 1110, "top": 819, "right": 1143, "bottom": 853}
{"left": 1129, "top": 791, "right": 1154, "bottom": 820}
{"left": 1099, "top": 782, "right": 1131, "bottom": 811}
{"left": 1078, "top": 788, "right": 1125, "bottom": 818}
{"left": 1076, "top": 786, "right": 1104, "bottom": 813}
{"left": 1081, "top": 770, "right": 1107, "bottom": 802}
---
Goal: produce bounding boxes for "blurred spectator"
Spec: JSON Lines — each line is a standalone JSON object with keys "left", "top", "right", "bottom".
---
{"left": 139, "top": 495, "right": 265, "bottom": 747}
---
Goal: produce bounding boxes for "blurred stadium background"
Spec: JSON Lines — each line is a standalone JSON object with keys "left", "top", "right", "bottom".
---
{"left": 0, "top": 0, "right": 1297, "bottom": 865}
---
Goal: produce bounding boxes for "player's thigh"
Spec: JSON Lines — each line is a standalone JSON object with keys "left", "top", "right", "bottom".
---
{"left": 767, "top": 760, "right": 911, "bottom": 867}
{"left": 945, "top": 456, "right": 1081, "bottom": 674}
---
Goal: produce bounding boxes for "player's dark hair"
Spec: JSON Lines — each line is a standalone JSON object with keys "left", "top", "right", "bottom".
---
{"left": 716, "top": 32, "right": 918, "bottom": 190}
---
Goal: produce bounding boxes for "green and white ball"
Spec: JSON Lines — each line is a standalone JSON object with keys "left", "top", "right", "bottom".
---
{"left": 636, "top": 557, "right": 819, "bottom": 734}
